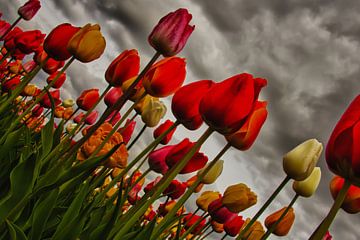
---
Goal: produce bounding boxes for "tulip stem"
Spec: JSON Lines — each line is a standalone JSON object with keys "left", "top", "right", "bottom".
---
{"left": 221, "top": 233, "right": 228, "bottom": 240}
{"left": 237, "top": 175, "right": 291, "bottom": 239}
{"left": 261, "top": 194, "right": 299, "bottom": 240}
{"left": 198, "top": 229, "right": 213, "bottom": 240}
{"left": 309, "top": 179, "right": 351, "bottom": 240}
{"left": 0, "top": 16, "right": 21, "bottom": 40}
{"left": 127, "top": 123, "right": 147, "bottom": 150}
{"left": 64, "top": 106, "right": 80, "bottom": 125}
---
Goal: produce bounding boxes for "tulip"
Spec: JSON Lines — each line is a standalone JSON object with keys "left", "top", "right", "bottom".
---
{"left": 85, "top": 111, "right": 99, "bottom": 125}
{"left": 22, "top": 84, "right": 38, "bottom": 96}
{"left": 326, "top": 95, "right": 360, "bottom": 186}
{"left": 283, "top": 139, "right": 323, "bottom": 181}
{"left": 66, "top": 123, "right": 78, "bottom": 133}
{"left": 105, "top": 49, "right": 140, "bottom": 87}
{"left": 121, "top": 76, "right": 145, "bottom": 102}
{"left": 239, "top": 218, "right": 265, "bottom": 240}
{"left": 18, "top": 0, "right": 41, "bottom": 20}
{"left": 157, "top": 200, "right": 185, "bottom": 217}
{"left": 264, "top": 207, "right": 295, "bottom": 236}
{"left": 40, "top": 89, "right": 62, "bottom": 108}
{"left": 22, "top": 60, "right": 37, "bottom": 73}
{"left": 118, "top": 119, "right": 136, "bottom": 144}
{"left": 208, "top": 198, "right": 237, "bottom": 224}
{"left": 293, "top": 167, "right": 321, "bottom": 198}
{"left": 105, "top": 111, "right": 121, "bottom": 126}
{"left": 166, "top": 138, "right": 208, "bottom": 174}
{"left": 76, "top": 89, "right": 100, "bottom": 111}
{"left": 163, "top": 180, "right": 187, "bottom": 199}
{"left": 14, "top": 30, "right": 45, "bottom": 54}
{"left": 225, "top": 101, "right": 268, "bottom": 150}
{"left": 222, "top": 183, "right": 257, "bottom": 213}
{"left": 186, "top": 175, "right": 204, "bottom": 193}
{"left": 54, "top": 106, "right": 65, "bottom": 118}
{"left": 63, "top": 98, "right": 75, "bottom": 108}
{"left": 31, "top": 105, "right": 43, "bottom": 117}
{"left": 143, "top": 177, "right": 162, "bottom": 194}
{"left": 74, "top": 113, "right": 85, "bottom": 124}
{"left": 104, "top": 87, "right": 123, "bottom": 107}
{"left": 46, "top": 71, "right": 66, "bottom": 89}
{"left": 63, "top": 107, "right": 74, "bottom": 120}
{"left": 171, "top": 80, "right": 214, "bottom": 130}
{"left": 183, "top": 214, "right": 206, "bottom": 234}
{"left": 323, "top": 231, "right": 333, "bottom": 240}
{"left": 224, "top": 216, "right": 245, "bottom": 237}
{"left": 4, "top": 27, "right": 23, "bottom": 53}
{"left": 8, "top": 60, "right": 22, "bottom": 74}
{"left": 142, "top": 57, "right": 186, "bottom": 98}
{"left": 67, "top": 23, "right": 106, "bottom": 63}
{"left": 153, "top": 120, "right": 177, "bottom": 144}
{"left": 199, "top": 73, "right": 267, "bottom": 134}
{"left": 0, "top": 20, "right": 11, "bottom": 39}
{"left": 211, "top": 220, "right": 224, "bottom": 233}
{"left": 2, "top": 77, "right": 21, "bottom": 92}
{"left": 141, "top": 98, "right": 167, "bottom": 127}
{"left": 196, "top": 191, "right": 221, "bottom": 212}
{"left": 148, "top": 145, "right": 173, "bottom": 174}
{"left": 197, "top": 160, "right": 224, "bottom": 184}
{"left": 148, "top": 8, "right": 195, "bottom": 57}
{"left": 330, "top": 176, "right": 360, "bottom": 214}
{"left": 144, "top": 207, "right": 157, "bottom": 221}
{"left": 34, "top": 48, "right": 65, "bottom": 74}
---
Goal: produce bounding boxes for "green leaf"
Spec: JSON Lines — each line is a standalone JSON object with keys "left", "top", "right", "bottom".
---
{"left": 134, "top": 218, "right": 157, "bottom": 240}
{"left": 53, "top": 120, "right": 64, "bottom": 147}
{"left": 6, "top": 220, "right": 28, "bottom": 240}
{"left": 40, "top": 88, "right": 55, "bottom": 159}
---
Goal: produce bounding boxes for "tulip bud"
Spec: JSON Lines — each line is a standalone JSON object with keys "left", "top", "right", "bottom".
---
{"left": 8, "top": 60, "right": 22, "bottom": 74}
{"left": 222, "top": 183, "right": 257, "bottom": 213}
{"left": 66, "top": 123, "right": 78, "bottom": 133}
{"left": 104, "top": 87, "right": 123, "bottom": 107}
{"left": 183, "top": 214, "right": 206, "bottom": 234}
{"left": 63, "top": 107, "right": 74, "bottom": 120}
{"left": 148, "top": 145, "right": 173, "bottom": 174}
{"left": 2, "top": 77, "right": 21, "bottom": 92}
{"left": 14, "top": 30, "right": 45, "bottom": 54}
{"left": 67, "top": 23, "right": 106, "bottom": 63}
{"left": 153, "top": 120, "right": 177, "bottom": 145}
{"left": 293, "top": 167, "right": 321, "bottom": 197}
{"left": 22, "top": 84, "right": 38, "bottom": 96}
{"left": 118, "top": 119, "right": 136, "bottom": 144}
{"left": 134, "top": 94, "right": 155, "bottom": 114}
{"left": 141, "top": 98, "right": 167, "bottom": 127}
{"left": 121, "top": 76, "right": 145, "bottom": 102}
{"left": 46, "top": 71, "right": 66, "bottom": 89}
{"left": 196, "top": 191, "right": 221, "bottom": 212}
{"left": 18, "top": 0, "right": 41, "bottom": 21}
{"left": 239, "top": 218, "right": 265, "bottom": 240}
{"left": 283, "top": 139, "right": 323, "bottom": 181}
{"left": 163, "top": 180, "right": 187, "bottom": 199}
{"left": 224, "top": 216, "right": 245, "bottom": 237}
{"left": 54, "top": 106, "right": 65, "bottom": 118}
{"left": 330, "top": 176, "right": 360, "bottom": 214}
{"left": 32, "top": 105, "right": 43, "bottom": 117}
{"left": 208, "top": 198, "right": 237, "bottom": 224}
{"left": 211, "top": 220, "right": 224, "bottom": 233}
{"left": 264, "top": 207, "right": 295, "bottom": 236}
{"left": 148, "top": 8, "right": 195, "bottom": 57}
{"left": 76, "top": 89, "right": 99, "bottom": 111}
{"left": 197, "top": 160, "right": 224, "bottom": 185}
{"left": 63, "top": 98, "right": 75, "bottom": 108}
{"left": 185, "top": 175, "right": 204, "bottom": 193}
{"left": 85, "top": 111, "right": 98, "bottom": 125}
{"left": 22, "top": 60, "right": 37, "bottom": 73}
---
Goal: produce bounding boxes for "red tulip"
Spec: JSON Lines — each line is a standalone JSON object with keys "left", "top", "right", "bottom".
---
{"left": 22, "top": 60, "right": 37, "bottom": 73}
{"left": 142, "top": 57, "right": 186, "bottom": 98}
{"left": 148, "top": 145, "right": 173, "bottom": 174}
{"left": 32, "top": 105, "right": 43, "bottom": 117}
{"left": 224, "top": 216, "right": 245, "bottom": 237}
{"left": 105, "top": 111, "right": 121, "bottom": 126}
{"left": 148, "top": 8, "right": 195, "bottom": 57}
{"left": 76, "top": 89, "right": 99, "bottom": 111}
{"left": 330, "top": 176, "right": 360, "bottom": 214}
{"left": 323, "top": 231, "right": 333, "bottom": 240}
{"left": 2, "top": 76, "right": 21, "bottom": 92}
{"left": 46, "top": 71, "right": 66, "bottom": 89}
{"left": 163, "top": 180, "right": 187, "bottom": 199}
{"left": 18, "top": 0, "right": 41, "bottom": 21}
{"left": 73, "top": 112, "right": 85, "bottom": 124}
{"left": 144, "top": 176, "right": 162, "bottom": 193}
{"left": 118, "top": 119, "right": 136, "bottom": 144}
{"left": 226, "top": 101, "right": 268, "bottom": 150}
{"left": 208, "top": 198, "right": 237, "bottom": 224}
{"left": 104, "top": 87, "right": 123, "bottom": 107}
{"left": 171, "top": 80, "right": 214, "bottom": 130}
{"left": 153, "top": 120, "right": 177, "bottom": 144}
{"left": 84, "top": 111, "right": 98, "bottom": 125}
{"left": 44, "top": 23, "right": 80, "bottom": 61}
{"left": 14, "top": 30, "right": 45, "bottom": 54}
{"left": 40, "top": 89, "right": 61, "bottom": 108}
{"left": 34, "top": 47, "right": 65, "bottom": 74}
{"left": 165, "top": 138, "right": 208, "bottom": 174}
{"left": 326, "top": 95, "right": 360, "bottom": 186}
{"left": 105, "top": 49, "right": 140, "bottom": 87}
{"left": 183, "top": 214, "right": 206, "bottom": 235}
{"left": 4, "top": 27, "right": 23, "bottom": 52}
{"left": 127, "top": 183, "right": 142, "bottom": 205}
{"left": 0, "top": 20, "right": 11, "bottom": 40}
{"left": 199, "top": 73, "right": 267, "bottom": 134}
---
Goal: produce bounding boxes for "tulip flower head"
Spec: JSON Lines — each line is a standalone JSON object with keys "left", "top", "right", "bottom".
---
{"left": 76, "top": 89, "right": 100, "bottom": 111}
{"left": 118, "top": 119, "right": 136, "bottom": 144}
{"left": 18, "top": 0, "right": 41, "bottom": 21}
{"left": 293, "top": 167, "right": 321, "bottom": 198}
{"left": 46, "top": 71, "right": 66, "bottom": 89}
{"left": 222, "top": 183, "right": 257, "bottom": 213}
{"left": 148, "top": 8, "right": 195, "bottom": 57}
{"left": 208, "top": 198, "right": 237, "bottom": 224}
{"left": 63, "top": 98, "right": 75, "bottom": 108}
{"left": 239, "top": 218, "right": 265, "bottom": 240}
{"left": 224, "top": 215, "right": 245, "bottom": 237}
{"left": 183, "top": 214, "right": 206, "bottom": 235}
{"left": 283, "top": 139, "right": 323, "bottom": 181}
{"left": 211, "top": 220, "right": 224, "bottom": 233}
{"left": 163, "top": 180, "right": 187, "bottom": 199}
{"left": 196, "top": 191, "right": 221, "bottom": 212}
{"left": 330, "top": 175, "right": 360, "bottom": 213}
{"left": 14, "top": 30, "right": 45, "bottom": 54}
{"left": 153, "top": 120, "right": 177, "bottom": 145}
{"left": 141, "top": 98, "right": 167, "bottom": 127}
{"left": 148, "top": 145, "right": 173, "bottom": 174}
{"left": 197, "top": 160, "right": 224, "bottom": 184}
{"left": 265, "top": 207, "right": 295, "bottom": 236}
{"left": 104, "top": 87, "right": 123, "bottom": 107}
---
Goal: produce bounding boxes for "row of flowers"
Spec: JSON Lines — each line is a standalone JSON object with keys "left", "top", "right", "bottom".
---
{"left": 0, "top": 1, "right": 358, "bottom": 239}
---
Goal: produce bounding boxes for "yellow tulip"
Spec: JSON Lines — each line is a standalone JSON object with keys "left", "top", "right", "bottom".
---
{"left": 292, "top": 167, "right": 321, "bottom": 197}
{"left": 239, "top": 218, "right": 265, "bottom": 240}
{"left": 141, "top": 98, "right": 166, "bottom": 127}
{"left": 283, "top": 139, "right": 323, "bottom": 181}
{"left": 196, "top": 191, "right": 221, "bottom": 212}
{"left": 222, "top": 183, "right": 257, "bottom": 213}
{"left": 63, "top": 98, "right": 75, "bottom": 108}
{"left": 197, "top": 160, "right": 224, "bottom": 184}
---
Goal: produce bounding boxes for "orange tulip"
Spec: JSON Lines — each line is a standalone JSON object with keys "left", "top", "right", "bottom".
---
{"left": 264, "top": 207, "right": 295, "bottom": 236}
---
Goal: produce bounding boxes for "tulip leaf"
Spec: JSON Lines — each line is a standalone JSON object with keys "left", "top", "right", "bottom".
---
{"left": 40, "top": 89, "right": 55, "bottom": 159}
{"left": 135, "top": 218, "right": 157, "bottom": 240}
{"left": 53, "top": 119, "right": 64, "bottom": 147}
{"left": 6, "top": 219, "right": 28, "bottom": 240}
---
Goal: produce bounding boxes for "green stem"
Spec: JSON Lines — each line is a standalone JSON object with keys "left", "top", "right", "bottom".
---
{"left": 236, "top": 175, "right": 291, "bottom": 239}
{"left": 221, "top": 233, "right": 228, "bottom": 240}
{"left": 198, "top": 229, "right": 213, "bottom": 240}
{"left": 308, "top": 179, "right": 351, "bottom": 240}
{"left": 127, "top": 123, "right": 147, "bottom": 150}
{"left": 64, "top": 106, "right": 80, "bottom": 125}
{"left": 261, "top": 194, "right": 299, "bottom": 240}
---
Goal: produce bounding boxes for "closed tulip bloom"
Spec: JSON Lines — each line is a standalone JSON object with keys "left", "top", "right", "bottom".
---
{"left": 153, "top": 120, "right": 177, "bottom": 145}
{"left": 196, "top": 191, "right": 221, "bottom": 212}
{"left": 67, "top": 23, "right": 106, "bottom": 63}
{"left": 4, "top": 27, "right": 23, "bottom": 53}
{"left": 166, "top": 138, "right": 208, "bottom": 174}
{"left": 197, "top": 160, "right": 224, "bottom": 185}
{"left": 54, "top": 106, "right": 65, "bottom": 118}
{"left": 104, "top": 87, "right": 123, "bottom": 107}
{"left": 199, "top": 73, "right": 267, "bottom": 135}
{"left": 118, "top": 119, "right": 136, "bottom": 144}
{"left": 141, "top": 98, "right": 167, "bottom": 127}
{"left": 148, "top": 145, "right": 173, "bottom": 174}
{"left": 105, "top": 111, "right": 121, "bottom": 126}
{"left": 63, "top": 98, "right": 75, "bottom": 108}
{"left": 222, "top": 183, "right": 257, "bottom": 213}
{"left": 2, "top": 77, "right": 21, "bottom": 92}
{"left": 0, "top": 20, "right": 11, "bottom": 39}
{"left": 183, "top": 214, "right": 206, "bottom": 234}
{"left": 121, "top": 76, "right": 145, "bottom": 102}
{"left": 46, "top": 71, "right": 66, "bottom": 89}
{"left": 224, "top": 215, "right": 245, "bottom": 237}
{"left": 171, "top": 80, "right": 215, "bottom": 130}
{"left": 143, "top": 176, "right": 162, "bottom": 194}
{"left": 40, "top": 89, "right": 61, "bottom": 108}
{"left": 326, "top": 95, "right": 360, "bottom": 186}
{"left": 34, "top": 48, "right": 65, "bottom": 74}
{"left": 148, "top": 8, "right": 195, "bottom": 57}
{"left": 226, "top": 101, "right": 268, "bottom": 150}
{"left": 8, "top": 60, "right": 23, "bottom": 74}
{"left": 134, "top": 94, "right": 155, "bottom": 114}
{"left": 163, "top": 180, "right": 187, "bottom": 199}
{"left": 14, "top": 30, "right": 45, "bottom": 54}
{"left": 211, "top": 220, "right": 224, "bottom": 233}
{"left": 293, "top": 167, "right": 321, "bottom": 197}
{"left": 142, "top": 57, "right": 186, "bottom": 98}
{"left": 76, "top": 89, "right": 99, "bottom": 111}
{"left": 186, "top": 175, "right": 204, "bottom": 193}
{"left": 74, "top": 112, "right": 85, "bottom": 124}
{"left": 105, "top": 49, "right": 140, "bottom": 87}
{"left": 63, "top": 107, "right": 74, "bottom": 120}
{"left": 66, "top": 123, "right": 77, "bottom": 133}
{"left": 330, "top": 176, "right": 360, "bottom": 214}
{"left": 85, "top": 110, "right": 99, "bottom": 125}
{"left": 283, "top": 139, "right": 323, "bottom": 181}
{"left": 208, "top": 198, "right": 237, "bottom": 224}
{"left": 264, "top": 207, "right": 295, "bottom": 236}
{"left": 32, "top": 105, "right": 43, "bottom": 117}
{"left": 22, "top": 60, "right": 37, "bottom": 73}
{"left": 158, "top": 200, "right": 185, "bottom": 217}
{"left": 239, "top": 218, "right": 265, "bottom": 240}
{"left": 44, "top": 23, "right": 80, "bottom": 61}
{"left": 18, "top": 0, "right": 41, "bottom": 20}
{"left": 22, "top": 84, "right": 38, "bottom": 96}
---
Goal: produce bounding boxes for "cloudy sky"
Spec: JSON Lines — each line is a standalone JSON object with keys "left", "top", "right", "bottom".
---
{"left": 1, "top": 0, "right": 360, "bottom": 239}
